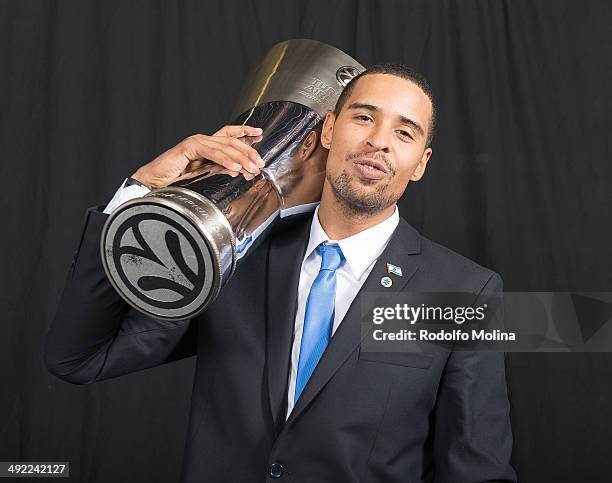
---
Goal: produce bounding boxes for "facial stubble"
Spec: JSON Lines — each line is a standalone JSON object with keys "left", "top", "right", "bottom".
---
{"left": 326, "top": 169, "right": 397, "bottom": 216}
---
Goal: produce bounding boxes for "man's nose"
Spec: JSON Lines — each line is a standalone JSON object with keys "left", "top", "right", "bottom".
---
{"left": 365, "top": 126, "right": 391, "bottom": 153}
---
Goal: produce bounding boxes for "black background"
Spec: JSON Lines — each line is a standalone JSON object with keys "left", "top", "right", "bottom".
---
{"left": 2, "top": 0, "right": 611, "bottom": 481}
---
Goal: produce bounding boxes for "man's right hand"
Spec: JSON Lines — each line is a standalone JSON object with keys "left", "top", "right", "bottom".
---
{"left": 131, "top": 125, "right": 265, "bottom": 189}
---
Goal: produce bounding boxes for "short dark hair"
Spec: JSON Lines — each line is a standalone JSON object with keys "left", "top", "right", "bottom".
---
{"left": 333, "top": 63, "right": 436, "bottom": 148}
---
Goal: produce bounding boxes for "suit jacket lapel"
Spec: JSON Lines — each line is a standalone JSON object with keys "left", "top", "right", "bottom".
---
{"left": 266, "top": 213, "right": 312, "bottom": 430}
{"left": 282, "top": 217, "right": 422, "bottom": 429}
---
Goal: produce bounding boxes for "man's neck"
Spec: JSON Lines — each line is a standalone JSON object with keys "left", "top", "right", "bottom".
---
{"left": 317, "top": 189, "right": 396, "bottom": 240}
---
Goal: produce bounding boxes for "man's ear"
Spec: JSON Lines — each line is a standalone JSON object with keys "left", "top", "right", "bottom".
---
{"left": 320, "top": 112, "right": 335, "bottom": 150}
{"left": 410, "top": 147, "right": 432, "bottom": 181}
{"left": 300, "top": 130, "right": 319, "bottom": 160}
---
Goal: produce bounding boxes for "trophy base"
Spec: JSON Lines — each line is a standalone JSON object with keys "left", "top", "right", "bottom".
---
{"left": 100, "top": 187, "right": 235, "bottom": 320}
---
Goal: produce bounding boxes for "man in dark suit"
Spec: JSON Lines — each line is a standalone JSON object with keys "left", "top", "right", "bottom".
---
{"left": 45, "top": 64, "right": 516, "bottom": 482}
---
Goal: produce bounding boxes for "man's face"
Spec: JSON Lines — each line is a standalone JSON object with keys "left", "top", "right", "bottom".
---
{"left": 320, "top": 73, "right": 433, "bottom": 214}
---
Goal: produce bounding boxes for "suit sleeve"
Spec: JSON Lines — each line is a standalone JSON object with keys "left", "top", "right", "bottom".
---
{"left": 44, "top": 206, "right": 198, "bottom": 385}
{"left": 432, "top": 273, "right": 517, "bottom": 483}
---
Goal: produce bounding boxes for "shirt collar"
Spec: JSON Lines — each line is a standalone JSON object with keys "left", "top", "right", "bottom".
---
{"left": 304, "top": 204, "right": 400, "bottom": 280}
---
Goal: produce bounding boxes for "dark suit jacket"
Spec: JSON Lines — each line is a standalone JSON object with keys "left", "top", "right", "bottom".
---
{"left": 45, "top": 206, "right": 517, "bottom": 483}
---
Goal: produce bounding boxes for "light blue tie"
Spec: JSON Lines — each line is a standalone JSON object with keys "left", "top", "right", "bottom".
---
{"left": 294, "top": 242, "right": 345, "bottom": 403}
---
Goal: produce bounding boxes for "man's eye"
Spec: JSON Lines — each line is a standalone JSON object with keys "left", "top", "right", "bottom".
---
{"left": 355, "top": 115, "right": 372, "bottom": 122}
{"left": 398, "top": 130, "right": 413, "bottom": 140}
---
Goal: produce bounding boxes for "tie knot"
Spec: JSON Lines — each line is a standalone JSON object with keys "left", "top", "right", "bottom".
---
{"left": 316, "top": 243, "right": 345, "bottom": 271}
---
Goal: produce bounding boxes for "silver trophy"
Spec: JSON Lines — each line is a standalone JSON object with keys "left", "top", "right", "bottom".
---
{"left": 100, "top": 39, "right": 363, "bottom": 320}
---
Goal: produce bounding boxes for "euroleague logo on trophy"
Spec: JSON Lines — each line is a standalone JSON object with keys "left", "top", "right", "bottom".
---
{"left": 111, "top": 212, "right": 206, "bottom": 311}
{"left": 335, "top": 66, "right": 361, "bottom": 87}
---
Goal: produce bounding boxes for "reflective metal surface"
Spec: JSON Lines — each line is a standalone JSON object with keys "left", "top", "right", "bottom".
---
{"left": 101, "top": 39, "right": 363, "bottom": 320}
{"left": 232, "top": 39, "right": 363, "bottom": 119}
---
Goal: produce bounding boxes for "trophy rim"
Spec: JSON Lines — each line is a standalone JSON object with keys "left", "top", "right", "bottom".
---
{"left": 231, "top": 38, "right": 365, "bottom": 119}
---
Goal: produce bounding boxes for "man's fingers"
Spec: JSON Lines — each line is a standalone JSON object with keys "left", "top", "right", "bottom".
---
{"left": 184, "top": 136, "right": 242, "bottom": 171}
{"left": 189, "top": 136, "right": 261, "bottom": 174}
{"left": 223, "top": 136, "right": 265, "bottom": 168}
{"left": 218, "top": 167, "right": 257, "bottom": 181}
{"left": 192, "top": 130, "right": 264, "bottom": 168}
{"left": 240, "top": 168, "right": 256, "bottom": 181}
{"left": 214, "top": 124, "right": 263, "bottom": 139}
{"left": 189, "top": 134, "right": 264, "bottom": 168}
{"left": 206, "top": 137, "right": 263, "bottom": 173}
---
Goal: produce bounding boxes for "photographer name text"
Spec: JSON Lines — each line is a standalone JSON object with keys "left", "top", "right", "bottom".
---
{"left": 371, "top": 304, "right": 516, "bottom": 342}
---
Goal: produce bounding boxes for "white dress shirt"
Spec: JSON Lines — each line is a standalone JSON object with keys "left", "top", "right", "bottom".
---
{"left": 103, "top": 180, "right": 401, "bottom": 420}
{"left": 285, "top": 204, "right": 399, "bottom": 418}
{"left": 103, "top": 178, "right": 151, "bottom": 214}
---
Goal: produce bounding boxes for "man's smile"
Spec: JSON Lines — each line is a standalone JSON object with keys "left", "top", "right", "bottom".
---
{"left": 351, "top": 158, "right": 390, "bottom": 180}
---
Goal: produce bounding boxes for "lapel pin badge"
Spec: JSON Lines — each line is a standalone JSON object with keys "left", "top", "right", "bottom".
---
{"left": 386, "top": 263, "right": 403, "bottom": 277}
{"left": 381, "top": 276, "right": 393, "bottom": 288}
